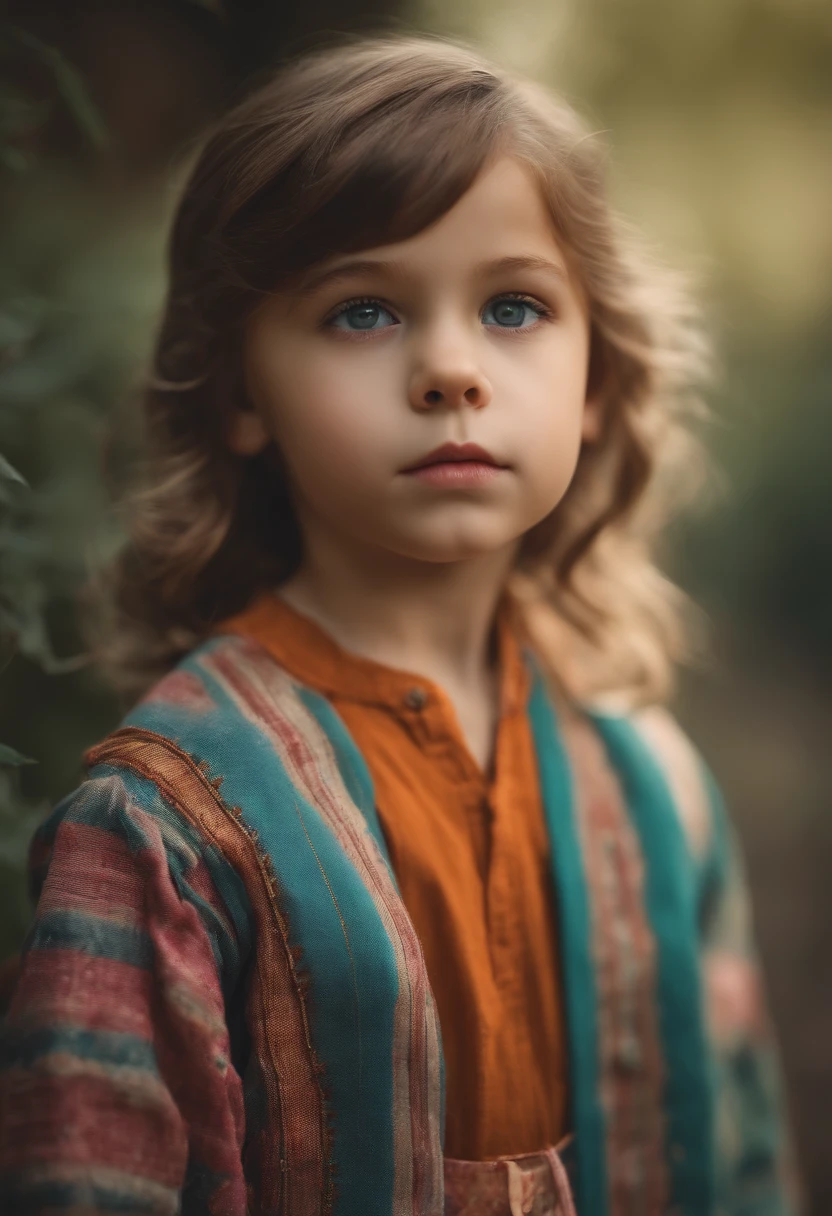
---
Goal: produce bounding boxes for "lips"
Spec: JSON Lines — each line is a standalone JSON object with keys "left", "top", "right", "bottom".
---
{"left": 402, "top": 442, "right": 504, "bottom": 472}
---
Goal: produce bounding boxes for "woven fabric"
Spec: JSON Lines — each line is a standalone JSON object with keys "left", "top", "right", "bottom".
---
{"left": 443, "top": 1142, "right": 576, "bottom": 1216}
{"left": 0, "top": 767, "right": 250, "bottom": 1215}
{"left": 221, "top": 592, "right": 567, "bottom": 1160}
{"left": 0, "top": 630, "right": 800, "bottom": 1215}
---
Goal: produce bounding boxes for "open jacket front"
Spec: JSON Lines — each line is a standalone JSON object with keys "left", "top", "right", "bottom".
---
{"left": 0, "top": 632, "right": 797, "bottom": 1215}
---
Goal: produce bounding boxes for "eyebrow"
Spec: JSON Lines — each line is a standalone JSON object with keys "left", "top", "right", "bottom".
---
{"left": 295, "top": 253, "right": 569, "bottom": 298}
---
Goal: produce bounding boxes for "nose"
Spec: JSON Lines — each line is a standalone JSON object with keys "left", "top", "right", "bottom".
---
{"left": 408, "top": 340, "right": 493, "bottom": 413}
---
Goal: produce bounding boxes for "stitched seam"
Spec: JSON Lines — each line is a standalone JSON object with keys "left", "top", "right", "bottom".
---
{"left": 86, "top": 726, "right": 329, "bottom": 1216}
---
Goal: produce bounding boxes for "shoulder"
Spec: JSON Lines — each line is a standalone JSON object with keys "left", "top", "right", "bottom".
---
{"left": 126, "top": 632, "right": 281, "bottom": 727}
{"left": 121, "top": 629, "right": 346, "bottom": 747}
{"left": 103, "top": 631, "right": 308, "bottom": 781}
{"left": 528, "top": 657, "right": 719, "bottom": 867}
{"left": 30, "top": 638, "right": 280, "bottom": 938}
{"left": 32, "top": 761, "right": 254, "bottom": 992}
{"left": 117, "top": 631, "right": 371, "bottom": 811}
{"left": 627, "top": 705, "right": 716, "bottom": 866}
{"left": 80, "top": 629, "right": 357, "bottom": 916}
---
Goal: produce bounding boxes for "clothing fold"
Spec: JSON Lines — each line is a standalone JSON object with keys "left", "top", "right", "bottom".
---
{"left": 0, "top": 602, "right": 800, "bottom": 1216}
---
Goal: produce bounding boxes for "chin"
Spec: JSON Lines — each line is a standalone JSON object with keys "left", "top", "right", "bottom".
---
{"left": 383, "top": 527, "right": 518, "bottom": 565}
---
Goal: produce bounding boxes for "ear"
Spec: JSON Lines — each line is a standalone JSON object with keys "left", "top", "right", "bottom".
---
{"left": 227, "top": 407, "right": 270, "bottom": 456}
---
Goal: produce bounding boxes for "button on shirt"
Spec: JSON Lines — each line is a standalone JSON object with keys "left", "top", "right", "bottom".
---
{"left": 222, "top": 592, "right": 567, "bottom": 1160}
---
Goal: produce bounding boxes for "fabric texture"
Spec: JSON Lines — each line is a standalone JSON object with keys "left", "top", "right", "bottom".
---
{"left": 0, "top": 604, "right": 800, "bottom": 1216}
{"left": 0, "top": 765, "right": 251, "bottom": 1216}
{"left": 443, "top": 1141, "right": 576, "bottom": 1216}
{"left": 221, "top": 592, "right": 567, "bottom": 1160}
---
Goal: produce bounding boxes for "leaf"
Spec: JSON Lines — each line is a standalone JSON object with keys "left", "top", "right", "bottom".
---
{"left": 47, "top": 50, "right": 108, "bottom": 151}
{"left": 3, "top": 27, "right": 108, "bottom": 151}
{"left": 0, "top": 452, "right": 27, "bottom": 487}
{"left": 0, "top": 743, "right": 35, "bottom": 767}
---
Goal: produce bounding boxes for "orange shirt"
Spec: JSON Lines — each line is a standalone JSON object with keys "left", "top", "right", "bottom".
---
{"left": 223, "top": 593, "right": 567, "bottom": 1160}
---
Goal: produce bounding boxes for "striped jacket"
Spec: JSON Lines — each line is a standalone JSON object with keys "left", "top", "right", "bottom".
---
{"left": 0, "top": 631, "right": 798, "bottom": 1215}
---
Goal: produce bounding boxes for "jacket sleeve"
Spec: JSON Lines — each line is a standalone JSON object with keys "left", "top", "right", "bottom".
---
{"left": 696, "top": 765, "right": 803, "bottom": 1216}
{"left": 635, "top": 706, "right": 802, "bottom": 1215}
{"left": 0, "top": 768, "right": 252, "bottom": 1215}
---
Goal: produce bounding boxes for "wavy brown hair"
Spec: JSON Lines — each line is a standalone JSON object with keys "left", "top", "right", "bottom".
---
{"left": 97, "top": 33, "right": 710, "bottom": 708}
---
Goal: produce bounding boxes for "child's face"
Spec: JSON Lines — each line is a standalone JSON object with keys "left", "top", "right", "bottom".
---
{"left": 234, "top": 155, "right": 599, "bottom": 569}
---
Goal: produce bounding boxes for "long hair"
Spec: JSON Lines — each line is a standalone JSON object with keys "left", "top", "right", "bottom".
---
{"left": 96, "top": 34, "right": 710, "bottom": 708}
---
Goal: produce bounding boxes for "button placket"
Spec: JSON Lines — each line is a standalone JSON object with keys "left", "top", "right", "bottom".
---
{"left": 401, "top": 683, "right": 487, "bottom": 785}
{"left": 404, "top": 686, "right": 428, "bottom": 711}
{"left": 484, "top": 787, "right": 524, "bottom": 992}
{"left": 398, "top": 684, "right": 439, "bottom": 755}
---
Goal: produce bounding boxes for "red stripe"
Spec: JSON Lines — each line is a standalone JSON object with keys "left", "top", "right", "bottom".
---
{"left": 126, "top": 812, "right": 245, "bottom": 1181}
{"left": 129, "top": 815, "right": 227, "bottom": 1026}
{"left": 139, "top": 668, "right": 216, "bottom": 713}
{"left": 38, "top": 821, "right": 149, "bottom": 919}
{"left": 11, "top": 815, "right": 156, "bottom": 1045}
{"left": 568, "top": 714, "right": 667, "bottom": 1215}
{"left": 8, "top": 951, "right": 155, "bottom": 1036}
{"left": 0, "top": 1071, "right": 186, "bottom": 1186}
{"left": 7, "top": 803, "right": 246, "bottom": 1206}
{"left": 2, "top": 752, "right": 250, "bottom": 1215}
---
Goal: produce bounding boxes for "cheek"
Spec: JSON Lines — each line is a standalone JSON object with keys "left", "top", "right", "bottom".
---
{"left": 517, "top": 335, "right": 589, "bottom": 427}
{"left": 300, "top": 392, "right": 386, "bottom": 479}
{"left": 252, "top": 344, "right": 375, "bottom": 458}
{"left": 255, "top": 348, "right": 396, "bottom": 505}
{"left": 515, "top": 339, "right": 590, "bottom": 492}
{"left": 526, "top": 413, "right": 584, "bottom": 498}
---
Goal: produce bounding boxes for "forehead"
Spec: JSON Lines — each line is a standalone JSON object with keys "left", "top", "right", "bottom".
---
{"left": 296, "top": 155, "right": 573, "bottom": 292}
{"left": 398, "top": 155, "right": 558, "bottom": 254}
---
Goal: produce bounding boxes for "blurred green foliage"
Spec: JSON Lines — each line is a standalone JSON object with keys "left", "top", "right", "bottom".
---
{"left": 0, "top": 20, "right": 105, "bottom": 956}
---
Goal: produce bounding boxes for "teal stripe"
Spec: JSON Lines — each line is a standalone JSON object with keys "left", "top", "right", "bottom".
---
{"left": 590, "top": 713, "right": 715, "bottom": 1214}
{"left": 126, "top": 643, "right": 400, "bottom": 1216}
{"left": 526, "top": 661, "right": 607, "bottom": 1216}
{"left": 1, "top": 1175, "right": 176, "bottom": 1213}
{"left": 296, "top": 686, "right": 397, "bottom": 881}
{"left": 299, "top": 684, "right": 451, "bottom": 1163}
{"left": 29, "top": 908, "right": 152, "bottom": 969}
{"left": 0, "top": 1026, "right": 156, "bottom": 1072}
{"left": 698, "top": 762, "right": 731, "bottom": 928}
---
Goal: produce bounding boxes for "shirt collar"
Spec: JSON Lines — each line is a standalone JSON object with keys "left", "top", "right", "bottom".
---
{"left": 220, "top": 588, "right": 531, "bottom": 717}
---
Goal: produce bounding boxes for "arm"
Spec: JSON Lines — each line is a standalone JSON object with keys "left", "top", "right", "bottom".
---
{"left": 0, "top": 769, "right": 251, "bottom": 1215}
{"left": 698, "top": 773, "right": 802, "bottom": 1216}
{"left": 635, "top": 708, "right": 802, "bottom": 1216}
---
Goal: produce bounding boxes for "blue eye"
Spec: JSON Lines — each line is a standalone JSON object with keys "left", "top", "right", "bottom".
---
{"left": 482, "top": 295, "right": 545, "bottom": 329}
{"left": 325, "top": 293, "right": 550, "bottom": 334}
{"left": 330, "top": 300, "right": 397, "bottom": 332}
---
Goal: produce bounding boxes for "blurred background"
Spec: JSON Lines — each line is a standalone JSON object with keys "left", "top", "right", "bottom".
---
{"left": 0, "top": 0, "right": 829, "bottom": 1208}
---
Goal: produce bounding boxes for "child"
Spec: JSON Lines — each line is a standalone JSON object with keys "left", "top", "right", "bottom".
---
{"left": 0, "top": 34, "right": 798, "bottom": 1216}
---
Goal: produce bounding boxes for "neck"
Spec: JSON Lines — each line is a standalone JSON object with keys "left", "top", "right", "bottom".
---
{"left": 276, "top": 529, "right": 520, "bottom": 694}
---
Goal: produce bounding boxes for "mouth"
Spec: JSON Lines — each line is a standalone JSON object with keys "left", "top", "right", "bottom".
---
{"left": 401, "top": 442, "right": 506, "bottom": 473}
